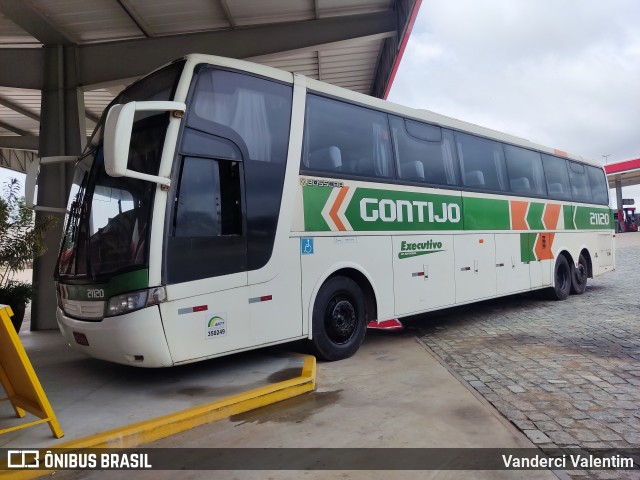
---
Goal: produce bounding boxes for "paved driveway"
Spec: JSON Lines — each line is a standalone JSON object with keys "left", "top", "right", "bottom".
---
{"left": 413, "top": 240, "right": 640, "bottom": 474}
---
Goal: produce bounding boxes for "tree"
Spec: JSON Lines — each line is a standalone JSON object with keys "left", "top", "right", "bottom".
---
{"left": 0, "top": 178, "right": 56, "bottom": 285}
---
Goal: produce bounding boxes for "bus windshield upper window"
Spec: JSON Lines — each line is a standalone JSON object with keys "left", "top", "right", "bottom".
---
{"left": 116, "top": 61, "right": 184, "bottom": 105}
{"left": 188, "top": 69, "right": 292, "bottom": 163}
{"left": 302, "top": 94, "right": 394, "bottom": 179}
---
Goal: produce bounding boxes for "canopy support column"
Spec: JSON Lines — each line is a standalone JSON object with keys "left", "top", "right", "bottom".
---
{"left": 31, "top": 46, "right": 85, "bottom": 330}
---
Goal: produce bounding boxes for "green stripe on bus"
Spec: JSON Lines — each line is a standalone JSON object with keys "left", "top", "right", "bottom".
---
{"left": 344, "top": 188, "right": 463, "bottom": 231}
{"left": 520, "top": 233, "right": 536, "bottom": 263}
{"left": 59, "top": 269, "right": 149, "bottom": 301}
{"left": 563, "top": 205, "right": 575, "bottom": 229}
{"left": 301, "top": 183, "right": 614, "bottom": 233}
{"left": 461, "top": 197, "right": 510, "bottom": 230}
{"left": 303, "top": 185, "right": 332, "bottom": 231}
{"left": 573, "top": 206, "right": 615, "bottom": 230}
{"left": 526, "top": 203, "right": 545, "bottom": 230}
{"left": 610, "top": 208, "right": 616, "bottom": 229}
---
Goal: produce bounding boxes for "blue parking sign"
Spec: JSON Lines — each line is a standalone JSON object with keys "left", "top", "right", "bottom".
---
{"left": 301, "top": 238, "right": 314, "bottom": 255}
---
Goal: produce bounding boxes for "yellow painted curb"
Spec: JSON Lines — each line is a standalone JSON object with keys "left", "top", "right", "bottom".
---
{"left": 1, "top": 354, "right": 316, "bottom": 480}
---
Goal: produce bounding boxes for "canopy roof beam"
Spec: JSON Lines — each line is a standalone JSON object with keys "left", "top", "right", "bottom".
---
{"left": 0, "top": 0, "right": 74, "bottom": 45}
{"left": 77, "top": 11, "right": 396, "bottom": 87}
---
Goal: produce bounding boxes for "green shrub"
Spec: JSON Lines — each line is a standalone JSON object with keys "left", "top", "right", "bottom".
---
{"left": 0, "top": 177, "right": 57, "bottom": 301}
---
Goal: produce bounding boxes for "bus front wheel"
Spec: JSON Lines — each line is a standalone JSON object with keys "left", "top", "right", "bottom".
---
{"left": 548, "top": 255, "right": 571, "bottom": 301}
{"left": 571, "top": 254, "right": 588, "bottom": 295}
{"left": 309, "top": 276, "right": 367, "bottom": 361}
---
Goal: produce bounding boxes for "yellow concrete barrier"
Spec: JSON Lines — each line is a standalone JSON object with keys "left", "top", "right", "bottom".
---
{"left": 0, "top": 304, "right": 63, "bottom": 439}
{"left": 1, "top": 352, "right": 315, "bottom": 480}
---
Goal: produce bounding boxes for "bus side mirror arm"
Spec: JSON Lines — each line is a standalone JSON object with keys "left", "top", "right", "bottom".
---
{"left": 25, "top": 155, "right": 79, "bottom": 212}
{"left": 104, "top": 101, "right": 186, "bottom": 187}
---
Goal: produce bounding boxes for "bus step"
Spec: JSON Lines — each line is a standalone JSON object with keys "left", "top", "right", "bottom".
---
{"left": 367, "top": 319, "right": 405, "bottom": 331}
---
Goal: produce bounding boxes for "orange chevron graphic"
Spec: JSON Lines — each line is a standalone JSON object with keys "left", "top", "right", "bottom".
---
{"left": 554, "top": 149, "right": 568, "bottom": 157}
{"left": 510, "top": 201, "right": 529, "bottom": 230}
{"left": 543, "top": 204, "right": 561, "bottom": 230}
{"left": 534, "top": 233, "right": 555, "bottom": 260}
{"left": 329, "top": 187, "right": 349, "bottom": 231}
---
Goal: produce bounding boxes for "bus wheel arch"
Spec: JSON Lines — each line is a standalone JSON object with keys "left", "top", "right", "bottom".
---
{"left": 548, "top": 251, "right": 572, "bottom": 300}
{"left": 308, "top": 267, "right": 377, "bottom": 361}
{"left": 571, "top": 248, "right": 591, "bottom": 295}
{"left": 328, "top": 268, "right": 378, "bottom": 324}
{"left": 580, "top": 248, "right": 593, "bottom": 278}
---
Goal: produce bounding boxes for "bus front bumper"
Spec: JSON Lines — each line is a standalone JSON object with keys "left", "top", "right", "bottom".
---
{"left": 57, "top": 306, "right": 174, "bottom": 367}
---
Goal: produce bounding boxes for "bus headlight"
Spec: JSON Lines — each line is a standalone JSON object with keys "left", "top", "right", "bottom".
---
{"left": 107, "top": 287, "right": 167, "bottom": 316}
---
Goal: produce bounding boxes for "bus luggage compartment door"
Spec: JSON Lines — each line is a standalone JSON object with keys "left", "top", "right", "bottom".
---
{"left": 495, "top": 233, "right": 530, "bottom": 295}
{"left": 597, "top": 232, "right": 613, "bottom": 270}
{"left": 392, "top": 235, "right": 455, "bottom": 316}
{"left": 454, "top": 234, "right": 497, "bottom": 303}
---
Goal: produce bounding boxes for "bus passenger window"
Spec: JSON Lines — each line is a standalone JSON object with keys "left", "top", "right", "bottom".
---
{"left": 308, "top": 146, "right": 342, "bottom": 171}
{"left": 189, "top": 69, "right": 292, "bottom": 163}
{"left": 456, "top": 132, "right": 507, "bottom": 191}
{"left": 503, "top": 144, "right": 546, "bottom": 196}
{"left": 541, "top": 154, "right": 571, "bottom": 200}
{"left": 175, "top": 157, "right": 241, "bottom": 237}
{"left": 302, "top": 94, "right": 394, "bottom": 179}
{"left": 586, "top": 165, "right": 609, "bottom": 205}
{"left": 568, "top": 161, "right": 592, "bottom": 203}
{"left": 390, "top": 116, "right": 459, "bottom": 186}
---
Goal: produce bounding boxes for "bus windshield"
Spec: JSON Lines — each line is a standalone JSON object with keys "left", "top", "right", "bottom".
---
{"left": 56, "top": 61, "right": 184, "bottom": 280}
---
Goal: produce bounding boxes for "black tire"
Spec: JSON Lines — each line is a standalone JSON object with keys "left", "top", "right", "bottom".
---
{"left": 309, "top": 276, "right": 367, "bottom": 361}
{"left": 548, "top": 255, "right": 571, "bottom": 300}
{"left": 570, "top": 253, "right": 588, "bottom": 295}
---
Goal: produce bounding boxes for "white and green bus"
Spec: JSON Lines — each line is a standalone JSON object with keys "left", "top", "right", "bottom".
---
{"left": 27, "top": 54, "right": 614, "bottom": 367}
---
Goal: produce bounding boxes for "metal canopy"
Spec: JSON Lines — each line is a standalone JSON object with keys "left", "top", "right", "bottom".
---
{"left": 0, "top": 0, "right": 421, "bottom": 166}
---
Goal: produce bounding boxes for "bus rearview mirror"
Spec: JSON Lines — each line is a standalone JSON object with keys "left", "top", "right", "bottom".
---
{"left": 103, "top": 101, "right": 186, "bottom": 187}
{"left": 25, "top": 156, "right": 78, "bottom": 212}
{"left": 104, "top": 103, "right": 132, "bottom": 178}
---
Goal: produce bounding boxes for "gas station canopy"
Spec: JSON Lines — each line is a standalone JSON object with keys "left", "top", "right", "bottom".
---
{"left": 605, "top": 158, "right": 640, "bottom": 189}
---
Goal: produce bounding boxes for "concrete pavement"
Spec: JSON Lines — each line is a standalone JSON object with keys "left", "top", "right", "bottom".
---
{"left": 52, "top": 333, "right": 558, "bottom": 479}
{"left": 0, "top": 327, "right": 312, "bottom": 449}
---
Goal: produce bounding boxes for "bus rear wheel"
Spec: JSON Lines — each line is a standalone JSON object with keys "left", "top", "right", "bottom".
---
{"left": 548, "top": 255, "right": 571, "bottom": 300}
{"left": 571, "top": 254, "right": 588, "bottom": 295}
{"left": 309, "top": 276, "right": 367, "bottom": 361}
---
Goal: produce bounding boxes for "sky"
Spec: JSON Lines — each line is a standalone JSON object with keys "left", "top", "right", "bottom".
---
{"left": 388, "top": 0, "right": 640, "bottom": 206}
{"left": 0, "top": 168, "right": 25, "bottom": 198}
{"left": 2, "top": 0, "right": 639, "bottom": 206}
